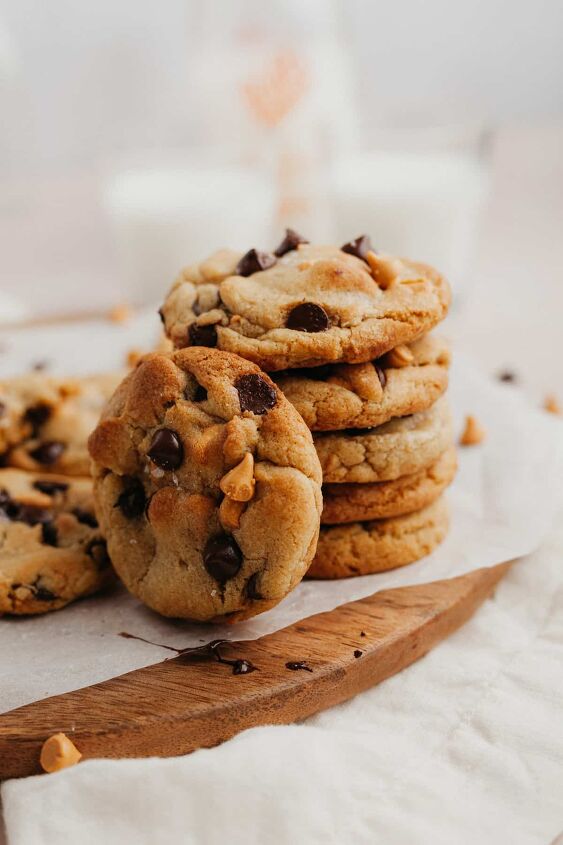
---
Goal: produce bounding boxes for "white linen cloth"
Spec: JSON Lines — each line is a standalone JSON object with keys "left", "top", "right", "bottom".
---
{"left": 3, "top": 515, "right": 563, "bottom": 845}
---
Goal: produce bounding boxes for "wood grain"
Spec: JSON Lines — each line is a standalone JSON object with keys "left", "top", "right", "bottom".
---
{"left": 0, "top": 562, "right": 511, "bottom": 780}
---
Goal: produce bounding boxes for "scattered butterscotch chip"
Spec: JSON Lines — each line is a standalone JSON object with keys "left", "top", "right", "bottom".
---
{"left": 459, "top": 414, "right": 486, "bottom": 446}
{"left": 40, "top": 733, "right": 82, "bottom": 773}
{"left": 126, "top": 347, "right": 144, "bottom": 368}
{"left": 366, "top": 251, "right": 394, "bottom": 289}
{"left": 108, "top": 303, "right": 132, "bottom": 324}
{"left": 544, "top": 395, "right": 562, "bottom": 415}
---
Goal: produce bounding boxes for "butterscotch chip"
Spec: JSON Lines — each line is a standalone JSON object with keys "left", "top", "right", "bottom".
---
{"left": 384, "top": 344, "right": 415, "bottom": 368}
{"left": 219, "top": 497, "right": 246, "bottom": 530}
{"left": 544, "top": 395, "right": 562, "bottom": 415}
{"left": 108, "top": 303, "right": 132, "bottom": 323}
{"left": 40, "top": 733, "right": 82, "bottom": 773}
{"left": 126, "top": 347, "right": 143, "bottom": 368}
{"left": 219, "top": 452, "right": 255, "bottom": 501}
{"left": 459, "top": 414, "right": 486, "bottom": 446}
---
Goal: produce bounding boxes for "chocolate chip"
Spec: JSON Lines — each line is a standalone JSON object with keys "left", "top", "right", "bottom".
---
{"left": 341, "top": 235, "right": 374, "bottom": 263}
{"left": 31, "top": 359, "right": 49, "bottom": 372}
{"left": 0, "top": 401, "right": 5, "bottom": 418}
{"left": 11, "top": 503, "right": 53, "bottom": 526}
{"left": 286, "top": 302, "right": 330, "bottom": 333}
{"left": 274, "top": 228, "right": 309, "bottom": 257}
{"left": 354, "top": 649, "right": 363, "bottom": 658}
{"left": 116, "top": 479, "right": 146, "bottom": 519}
{"left": 360, "top": 631, "right": 366, "bottom": 637}
{"left": 72, "top": 508, "right": 98, "bottom": 528}
{"left": 498, "top": 369, "right": 517, "bottom": 383}
{"left": 147, "top": 428, "right": 184, "bottom": 471}
{"left": 88, "top": 539, "right": 111, "bottom": 568}
{"left": 29, "top": 441, "right": 65, "bottom": 465}
{"left": 193, "top": 384, "right": 207, "bottom": 402}
{"left": 232, "top": 659, "right": 257, "bottom": 675}
{"left": 203, "top": 534, "right": 242, "bottom": 583}
{"left": 188, "top": 322, "right": 217, "bottom": 348}
{"left": 34, "top": 582, "right": 57, "bottom": 601}
{"left": 235, "top": 248, "right": 276, "bottom": 277}
{"left": 246, "top": 573, "right": 262, "bottom": 600}
{"left": 235, "top": 373, "right": 277, "bottom": 415}
{"left": 0, "top": 488, "right": 11, "bottom": 509}
{"left": 41, "top": 521, "right": 58, "bottom": 546}
{"left": 33, "top": 479, "right": 69, "bottom": 495}
{"left": 24, "top": 403, "right": 51, "bottom": 434}
{"left": 158, "top": 307, "right": 165, "bottom": 325}
{"left": 285, "top": 661, "right": 313, "bottom": 672}
{"left": 375, "top": 364, "right": 386, "bottom": 388}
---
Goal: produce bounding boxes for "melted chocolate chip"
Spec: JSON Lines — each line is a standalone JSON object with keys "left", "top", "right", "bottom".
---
{"left": 87, "top": 539, "right": 111, "bottom": 568}
{"left": 147, "top": 428, "right": 184, "bottom": 471}
{"left": 286, "top": 302, "right": 330, "bottom": 333}
{"left": 235, "top": 248, "right": 276, "bottom": 277}
{"left": 235, "top": 373, "right": 277, "bottom": 415}
{"left": 274, "top": 228, "right": 309, "bottom": 257}
{"left": 203, "top": 534, "right": 243, "bottom": 582}
{"left": 29, "top": 441, "right": 65, "bottom": 466}
{"left": 119, "top": 634, "right": 258, "bottom": 675}
{"left": 41, "top": 521, "right": 58, "bottom": 546}
{"left": 232, "top": 659, "right": 256, "bottom": 675}
{"left": 341, "top": 234, "right": 374, "bottom": 263}
{"left": 193, "top": 384, "right": 207, "bottom": 402}
{"left": 24, "top": 403, "right": 51, "bottom": 434}
{"left": 354, "top": 649, "right": 363, "bottom": 658}
{"left": 33, "top": 479, "right": 69, "bottom": 495}
{"left": 34, "top": 582, "right": 57, "bottom": 601}
{"left": 72, "top": 508, "right": 98, "bottom": 528}
{"left": 116, "top": 479, "right": 146, "bottom": 519}
{"left": 375, "top": 364, "right": 386, "bottom": 388}
{"left": 246, "top": 573, "right": 262, "bottom": 600}
{"left": 286, "top": 661, "right": 313, "bottom": 672}
{"left": 188, "top": 322, "right": 217, "bottom": 348}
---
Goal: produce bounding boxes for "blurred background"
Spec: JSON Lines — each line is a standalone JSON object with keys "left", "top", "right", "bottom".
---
{"left": 1, "top": 0, "right": 562, "bottom": 390}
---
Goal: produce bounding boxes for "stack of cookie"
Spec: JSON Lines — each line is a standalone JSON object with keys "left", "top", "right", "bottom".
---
{"left": 158, "top": 231, "right": 454, "bottom": 582}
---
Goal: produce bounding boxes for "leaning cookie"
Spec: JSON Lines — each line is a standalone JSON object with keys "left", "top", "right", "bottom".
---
{"left": 322, "top": 445, "right": 457, "bottom": 524}
{"left": 276, "top": 334, "right": 450, "bottom": 431}
{"left": 160, "top": 232, "right": 451, "bottom": 371}
{"left": 0, "top": 469, "right": 113, "bottom": 615}
{"left": 0, "top": 372, "right": 123, "bottom": 476}
{"left": 308, "top": 496, "right": 449, "bottom": 579}
{"left": 315, "top": 398, "right": 453, "bottom": 484}
{"left": 88, "top": 348, "right": 323, "bottom": 622}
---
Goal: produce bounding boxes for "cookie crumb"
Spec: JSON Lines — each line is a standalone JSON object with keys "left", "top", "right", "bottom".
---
{"left": 544, "top": 395, "right": 562, "bottom": 415}
{"left": 40, "top": 733, "right": 82, "bottom": 773}
{"left": 108, "top": 303, "right": 132, "bottom": 324}
{"left": 459, "top": 415, "right": 486, "bottom": 446}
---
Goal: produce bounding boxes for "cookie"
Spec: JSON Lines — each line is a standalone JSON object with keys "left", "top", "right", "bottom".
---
{"left": 322, "top": 445, "right": 457, "bottom": 524}
{"left": 276, "top": 334, "right": 450, "bottom": 431}
{"left": 159, "top": 235, "right": 451, "bottom": 371}
{"left": 88, "top": 348, "right": 323, "bottom": 622}
{"left": 0, "top": 372, "right": 122, "bottom": 476}
{"left": 308, "top": 496, "right": 449, "bottom": 579}
{"left": 315, "top": 398, "right": 453, "bottom": 484}
{"left": 0, "top": 468, "right": 113, "bottom": 615}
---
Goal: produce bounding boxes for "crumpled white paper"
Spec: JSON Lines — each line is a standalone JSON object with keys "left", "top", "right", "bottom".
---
{"left": 1, "top": 315, "right": 563, "bottom": 714}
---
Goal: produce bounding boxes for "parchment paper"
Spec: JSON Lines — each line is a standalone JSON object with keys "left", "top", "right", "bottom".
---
{"left": 2, "top": 314, "right": 563, "bottom": 714}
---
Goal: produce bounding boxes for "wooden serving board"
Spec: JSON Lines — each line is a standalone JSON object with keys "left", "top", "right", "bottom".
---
{"left": 0, "top": 562, "right": 511, "bottom": 780}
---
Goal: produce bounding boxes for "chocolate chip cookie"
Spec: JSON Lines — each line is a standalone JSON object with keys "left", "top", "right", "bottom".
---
{"left": 276, "top": 334, "right": 450, "bottom": 431}
{"left": 0, "top": 372, "right": 122, "bottom": 476}
{"left": 159, "top": 233, "right": 451, "bottom": 371}
{"left": 308, "top": 496, "right": 449, "bottom": 578}
{"left": 315, "top": 398, "right": 453, "bottom": 484}
{"left": 0, "top": 468, "right": 113, "bottom": 614}
{"left": 322, "top": 445, "right": 457, "bottom": 524}
{"left": 88, "top": 348, "right": 323, "bottom": 622}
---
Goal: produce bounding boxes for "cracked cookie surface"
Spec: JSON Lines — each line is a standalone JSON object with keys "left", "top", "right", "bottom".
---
{"left": 160, "top": 241, "right": 451, "bottom": 371}
{"left": 88, "top": 348, "right": 322, "bottom": 622}
{"left": 0, "top": 372, "right": 122, "bottom": 476}
{"left": 322, "top": 445, "right": 457, "bottom": 524}
{"left": 276, "top": 334, "right": 450, "bottom": 431}
{"left": 309, "top": 496, "right": 449, "bottom": 578}
{"left": 315, "top": 398, "right": 453, "bottom": 484}
{"left": 0, "top": 468, "right": 113, "bottom": 615}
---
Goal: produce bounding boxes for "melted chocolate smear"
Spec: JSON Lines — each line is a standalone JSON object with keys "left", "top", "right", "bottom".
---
{"left": 118, "top": 633, "right": 258, "bottom": 675}
{"left": 274, "top": 228, "right": 309, "bottom": 257}
{"left": 285, "top": 661, "right": 313, "bottom": 672}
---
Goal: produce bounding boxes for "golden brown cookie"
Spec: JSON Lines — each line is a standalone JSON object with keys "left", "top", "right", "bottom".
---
{"left": 88, "top": 348, "right": 322, "bottom": 622}
{"left": 275, "top": 334, "right": 450, "bottom": 431}
{"left": 159, "top": 235, "right": 451, "bottom": 371}
{"left": 321, "top": 445, "right": 457, "bottom": 524}
{"left": 0, "top": 468, "right": 113, "bottom": 615}
{"left": 308, "top": 496, "right": 449, "bottom": 579}
{"left": 315, "top": 398, "right": 453, "bottom": 484}
{"left": 0, "top": 372, "right": 122, "bottom": 476}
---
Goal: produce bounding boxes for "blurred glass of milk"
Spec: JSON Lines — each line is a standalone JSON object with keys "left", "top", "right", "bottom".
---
{"left": 104, "top": 159, "right": 276, "bottom": 305}
{"left": 332, "top": 127, "right": 489, "bottom": 289}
